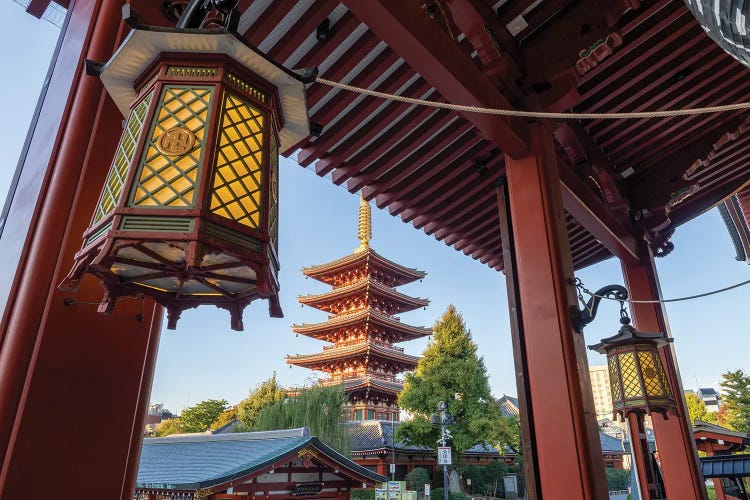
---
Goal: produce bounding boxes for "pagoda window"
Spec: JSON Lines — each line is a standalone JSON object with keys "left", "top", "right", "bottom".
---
{"left": 355, "top": 409, "right": 364, "bottom": 420}
{"left": 367, "top": 409, "right": 375, "bottom": 420}
{"left": 378, "top": 412, "right": 386, "bottom": 420}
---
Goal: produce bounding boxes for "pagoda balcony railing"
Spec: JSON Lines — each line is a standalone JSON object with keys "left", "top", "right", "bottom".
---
{"left": 321, "top": 341, "right": 404, "bottom": 352}
{"left": 324, "top": 373, "right": 403, "bottom": 384}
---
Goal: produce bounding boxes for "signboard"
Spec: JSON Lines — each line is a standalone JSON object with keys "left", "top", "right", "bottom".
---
{"left": 390, "top": 463, "right": 396, "bottom": 474}
{"left": 292, "top": 483, "right": 323, "bottom": 496}
{"left": 424, "top": 484, "right": 431, "bottom": 497}
{"left": 437, "top": 447, "right": 452, "bottom": 465}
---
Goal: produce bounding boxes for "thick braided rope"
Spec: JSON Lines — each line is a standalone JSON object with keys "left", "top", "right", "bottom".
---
{"left": 316, "top": 77, "right": 750, "bottom": 119}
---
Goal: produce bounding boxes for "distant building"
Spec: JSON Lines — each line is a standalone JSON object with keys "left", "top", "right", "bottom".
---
{"left": 135, "top": 428, "right": 385, "bottom": 499}
{"left": 697, "top": 388, "right": 721, "bottom": 413}
{"left": 144, "top": 403, "right": 174, "bottom": 434}
{"left": 499, "top": 395, "right": 520, "bottom": 417}
{"left": 589, "top": 365, "right": 614, "bottom": 419}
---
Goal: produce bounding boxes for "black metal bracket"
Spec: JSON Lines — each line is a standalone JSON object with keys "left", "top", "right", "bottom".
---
{"left": 572, "top": 283, "right": 628, "bottom": 332}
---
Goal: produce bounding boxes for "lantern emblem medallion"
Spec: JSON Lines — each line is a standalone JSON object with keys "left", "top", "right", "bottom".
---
{"left": 157, "top": 126, "right": 196, "bottom": 156}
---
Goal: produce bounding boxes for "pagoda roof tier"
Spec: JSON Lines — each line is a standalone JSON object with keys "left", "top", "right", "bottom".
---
{"left": 292, "top": 309, "right": 431, "bottom": 343}
{"left": 286, "top": 342, "right": 419, "bottom": 371}
{"left": 302, "top": 248, "right": 425, "bottom": 288}
{"left": 298, "top": 278, "right": 428, "bottom": 315}
{"left": 322, "top": 376, "right": 404, "bottom": 395}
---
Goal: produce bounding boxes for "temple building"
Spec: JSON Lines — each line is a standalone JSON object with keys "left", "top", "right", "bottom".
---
{"left": 287, "top": 197, "right": 430, "bottom": 421}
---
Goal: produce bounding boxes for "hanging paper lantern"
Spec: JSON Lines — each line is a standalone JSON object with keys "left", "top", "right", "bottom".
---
{"left": 60, "top": 26, "right": 309, "bottom": 330}
{"left": 589, "top": 323, "right": 677, "bottom": 420}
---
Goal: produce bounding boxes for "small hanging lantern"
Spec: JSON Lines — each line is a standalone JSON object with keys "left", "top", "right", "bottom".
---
{"left": 589, "top": 316, "right": 677, "bottom": 420}
{"left": 59, "top": 5, "right": 310, "bottom": 330}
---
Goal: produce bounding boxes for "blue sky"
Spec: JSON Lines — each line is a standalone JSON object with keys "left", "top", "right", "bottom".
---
{"left": 2, "top": 3, "right": 748, "bottom": 414}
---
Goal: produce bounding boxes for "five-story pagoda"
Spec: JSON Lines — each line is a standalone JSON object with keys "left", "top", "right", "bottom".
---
{"left": 287, "top": 197, "right": 430, "bottom": 421}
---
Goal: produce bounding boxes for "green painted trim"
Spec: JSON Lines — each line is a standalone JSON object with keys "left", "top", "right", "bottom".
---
{"left": 204, "top": 222, "right": 262, "bottom": 252}
{"left": 120, "top": 215, "right": 193, "bottom": 232}
{"left": 85, "top": 221, "right": 113, "bottom": 246}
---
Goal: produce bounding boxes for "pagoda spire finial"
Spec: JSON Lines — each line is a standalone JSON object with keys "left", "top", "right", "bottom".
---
{"left": 356, "top": 195, "right": 372, "bottom": 252}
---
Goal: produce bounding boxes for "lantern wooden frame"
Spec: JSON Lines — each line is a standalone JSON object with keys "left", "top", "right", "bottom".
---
{"left": 60, "top": 28, "right": 309, "bottom": 331}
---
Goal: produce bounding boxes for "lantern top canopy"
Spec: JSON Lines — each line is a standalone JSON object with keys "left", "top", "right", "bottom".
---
{"left": 99, "top": 27, "right": 309, "bottom": 151}
{"left": 589, "top": 324, "right": 672, "bottom": 354}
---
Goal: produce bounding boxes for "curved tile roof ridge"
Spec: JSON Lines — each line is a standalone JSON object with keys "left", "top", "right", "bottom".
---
{"left": 292, "top": 308, "right": 431, "bottom": 335}
{"left": 144, "top": 427, "right": 310, "bottom": 444}
{"left": 287, "top": 341, "right": 420, "bottom": 363}
{"left": 302, "top": 248, "right": 425, "bottom": 280}
{"left": 298, "top": 277, "right": 429, "bottom": 306}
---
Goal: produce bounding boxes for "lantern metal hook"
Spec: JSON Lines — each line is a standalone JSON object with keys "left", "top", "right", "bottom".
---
{"left": 571, "top": 279, "right": 629, "bottom": 332}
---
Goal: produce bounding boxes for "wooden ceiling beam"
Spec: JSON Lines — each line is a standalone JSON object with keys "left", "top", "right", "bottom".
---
{"left": 341, "top": 0, "right": 529, "bottom": 159}
{"left": 267, "top": 0, "right": 340, "bottom": 63}
{"left": 346, "top": 118, "right": 473, "bottom": 192}
{"left": 243, "top": 0, "right": 299, "bottom": 46}
{"left": 372, "top": 138, "right": 491, "bottom": 206}
{"left": 558, "top": 161, "right": 639, "bottom": 264}
{"left": 409, "top": 167, "right": 502, "bottom": 228}
{"left": 304, "top": 32, "right": 382, "bottom": 107}
{"left": 299, "top": 73, "right": 428, "bottom": 167}
{"left": 331, "top": 102, "right": 447, "bottom": 185}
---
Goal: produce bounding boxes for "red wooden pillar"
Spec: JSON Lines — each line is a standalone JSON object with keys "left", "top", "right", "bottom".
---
{"left": 628, "top": 413, "right": 658, "bottom": 499}
{"left": 504, "top": 124, "right": 608, "bottom": 499}
{"left": 621, "top": 249, "right": 706, "bottom": 500}
{"left": 0, "top": 1, "right": 164, "bottom": 499}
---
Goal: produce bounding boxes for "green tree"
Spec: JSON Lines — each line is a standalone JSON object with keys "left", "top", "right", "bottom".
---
{"left": 685, "top": 393, "right": 718, "bottom": 424}
{"left": 154, "top": 418, "right": 182, "bottom": 436}
{"left": 236, "top": 373, "right": 287, "bottom": 430}
{"left": 254, "top": 384, "right": 351, "bottom": 454}
{"left": 720, "top": 369, "right": 750, "bottom": 433}
{"left": 397, "top": 306, "right": 512, "bottom": 454}
{"left": 210, "top": 406, "right": 239, "bottom": 431}
{"left": 605, "top": 469, "right": 630, "bottom": 491}
{"left": 181, "top": 399, "right": 228, "bottom": 433}
{"left": 406, "top": 467, "right": 431, "bottom": 493}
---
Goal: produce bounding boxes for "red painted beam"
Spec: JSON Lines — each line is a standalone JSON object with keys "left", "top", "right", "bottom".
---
{"left": 299, "top": 69, "right": 424, "bottom": 168}
{"left": 304, "top": 32, "right": 381, "bottom": 108}
{"left": 341, "top": 0, "right": 529, "bottom": 159}
{"left": 347, "top": 118, "right": 473, "bottom": 192}
{"left": 557, "top": 162, "right": 639, "bottom": 264}
{"left": 266, "top": 0, "right": 339, "bottom": 64}
{"left": 329, "top": 95, "right": 444, "bottom": 184}
{"left": 369, "top": 136, "right": 490, "bottom": 204}
{"left": 244, "top": 0, "right": 299, "bottom": 47}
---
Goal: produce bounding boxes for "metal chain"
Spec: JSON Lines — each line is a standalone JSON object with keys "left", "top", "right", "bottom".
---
{"left": 575, "top": 278, "right": 750, "bottom": 304}
{"left": 315, "top": 77, "right": 750, "bottom": 119}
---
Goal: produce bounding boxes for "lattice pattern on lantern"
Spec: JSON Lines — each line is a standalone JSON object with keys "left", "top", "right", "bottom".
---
{"left": 209, "top": 92, "right": 265, "bottom": 227}
{"left": 608, "top": 355, "right": 622, "bottom": 401}
{"left": 94, "top": 92, "right": 153, "bottom": 222}
{"left": 638, "top": 351, "right": 664, "bottom": 396}
{"left": 619, "top": 352, "right": 641, "bottom": 398}
{"left": 131, "top": 85, "right": 213, "bottom": 208}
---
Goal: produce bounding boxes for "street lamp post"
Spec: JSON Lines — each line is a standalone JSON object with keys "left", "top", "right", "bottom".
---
{"left": 432, "top": 401, "right": 454, "bottom": 500}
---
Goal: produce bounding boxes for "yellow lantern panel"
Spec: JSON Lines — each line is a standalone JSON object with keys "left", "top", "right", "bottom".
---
{"left": 209, "top": 92, "right": 265, "bottom": 228}
{"left": 638, "top": 351, "right": 663, "bottom": 397}
{"left": 618, "top": 352, "right": 643, "bottom": 399}
{"left": 94, "top": 92, "right": 154, "bottom": 222}
{"left": 131, "top": 85, "right": 213, "bottom": 208}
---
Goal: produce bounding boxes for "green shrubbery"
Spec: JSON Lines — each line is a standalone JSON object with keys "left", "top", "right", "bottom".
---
{"left": 351, "top": 489, "right": 376, "bottom": 500}
{"left": 605, "top": 468, "right": 630, "bottom": 491}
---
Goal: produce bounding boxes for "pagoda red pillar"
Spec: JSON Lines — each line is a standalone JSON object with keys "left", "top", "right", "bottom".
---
{"left": 622, "top": 249, "right": 706, "bottom": 500}
{"left": 504, "top": 124, "right": 608, "bottom": 499}
{"left": 0, "top": 1, "right": 164, "bottom": 498}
